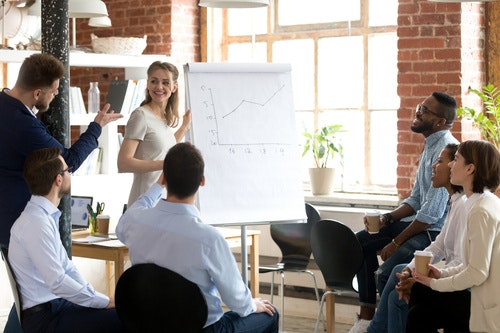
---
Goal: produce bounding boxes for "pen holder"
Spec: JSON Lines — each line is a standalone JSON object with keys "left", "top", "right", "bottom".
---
{"left": 89, "top": 215, "right": 98, "bottom": 235}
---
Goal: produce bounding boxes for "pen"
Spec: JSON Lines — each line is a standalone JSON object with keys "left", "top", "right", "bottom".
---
{"left": 87, "top": 204, "right": 96, "bottom": 219}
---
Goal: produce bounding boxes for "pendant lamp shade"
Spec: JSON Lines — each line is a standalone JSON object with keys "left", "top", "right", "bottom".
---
{"left": 69, "top": 0, "right": 108, "bottom": 18}
{"left": 88, "top": 16, "right": 112, "bottom": 27}
{"left": 28, "top": 0, "right": 109, "bottom": 18}
{"left": 27, "top": 0, "right": 40, "bottom": 16}
{"left": 199, "top": 0, "right": 269, "bottom": 8}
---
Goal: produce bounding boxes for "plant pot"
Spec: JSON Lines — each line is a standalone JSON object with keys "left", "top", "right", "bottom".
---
{"left": 309, "top": 167, "right": 335, "bottom": 195}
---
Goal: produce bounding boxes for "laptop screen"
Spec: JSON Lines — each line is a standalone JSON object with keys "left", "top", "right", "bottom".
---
{"left": 71, "top": 196, "right": 93, "bottom": 229}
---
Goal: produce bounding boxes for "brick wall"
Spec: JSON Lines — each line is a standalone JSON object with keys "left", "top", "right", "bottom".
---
{"left": 69, "top": 0, "right": 200, "bottom": 143}
{"left": 69, "top": 0, "right": 486, "bottom": 198}
{"left": 396, "top": 0, "right": 485, "bottom": 199}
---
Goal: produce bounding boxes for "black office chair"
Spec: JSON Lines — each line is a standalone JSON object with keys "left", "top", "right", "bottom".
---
{"left": 1, "top": 246, "right": 23, "bottom": 329}
{"left": 310, "top": 219, "right": 364, "bottom": 333}
{"left": 258, "top": 202, "right": 322, "bottom": 331}
{"left": 115, "top": 263, "right": 208, "bottom": 333}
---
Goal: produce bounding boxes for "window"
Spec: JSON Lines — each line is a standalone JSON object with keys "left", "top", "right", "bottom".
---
{"left": 203, "top": 0, "right": 399, "bottom": 193}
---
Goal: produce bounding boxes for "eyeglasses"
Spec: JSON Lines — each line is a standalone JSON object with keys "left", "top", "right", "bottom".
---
{"left": 416, "top": 104, "right": 441, "bottom": 117}
{"left": 59, "top": 166, "right": 74, "bottom": 176}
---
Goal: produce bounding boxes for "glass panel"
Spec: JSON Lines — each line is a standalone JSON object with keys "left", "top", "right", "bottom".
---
{"left": 318, "top": 36, "right": 364, "bottom": 109}
{"left": 273, "top": 39, "right": 314, "bottom": 111}
{"left": 319, "top": 110, "right": 365, "bottom": 192}
{"left": 368, "top": 33, "right": 399, "bottom": 109}
{"left": 278, "top": 0, "right": 360, "bottom": 26}
{"left": 369, "top": 0, "right": 398, "bottom": 27}
{"left": 227, "top": 7, "right": 267, "bottom": 36}
{"left": 370, "top": 110, "right": 397, "bottom": 187}
{"left": 296, "top": 111, "right": 314, "bottom": 182}
{"left": 228, "top": 42, "right": 268, "bottom": 63}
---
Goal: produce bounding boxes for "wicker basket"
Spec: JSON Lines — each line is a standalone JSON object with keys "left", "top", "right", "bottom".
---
{"left": 91, "top": 33, "right": 147, "bottom": 55}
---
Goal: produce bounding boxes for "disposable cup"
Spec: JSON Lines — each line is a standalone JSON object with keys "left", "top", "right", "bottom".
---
{"left": 414, "top": 250, "right": 433, "bottom": 276}
{"left": 96, "top": 215, "right": 110, "bottom": 235}
{"left": 365, "top": 210, "right": 380, "bottom": 234}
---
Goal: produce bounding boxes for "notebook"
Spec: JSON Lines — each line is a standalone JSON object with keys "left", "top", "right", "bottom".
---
{"left": 71, "top": 196, "right": 93, "bottom": 230}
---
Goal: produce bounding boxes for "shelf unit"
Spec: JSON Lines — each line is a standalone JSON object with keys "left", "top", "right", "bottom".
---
{"left": 0, "top": 50, "right": 172, "bottom": 223}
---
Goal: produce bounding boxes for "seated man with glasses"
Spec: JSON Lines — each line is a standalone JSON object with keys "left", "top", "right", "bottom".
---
{"left": 8, "top": 147, "right": 125, "bottom": 333}
{"left": 348, "top": 92, "right": 459, "bottom": 333}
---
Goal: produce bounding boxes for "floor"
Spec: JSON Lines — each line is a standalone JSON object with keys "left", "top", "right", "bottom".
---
{"left": 0, "top": 308, "right": 352, "bottom": 333}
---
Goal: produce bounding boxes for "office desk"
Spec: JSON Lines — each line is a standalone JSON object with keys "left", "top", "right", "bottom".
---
{"left": 72, "top": 227, "right": 260, "bottom": 297}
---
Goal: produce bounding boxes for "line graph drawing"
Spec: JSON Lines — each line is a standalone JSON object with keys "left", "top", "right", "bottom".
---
{"left": 183, "top": 63, "right": 306, "bottom": 226}
{"left": 195, "top": 75, "right": 297, "bottom": 147}
{"left": 222, "top": 84, "right": 286, "bottom": 119}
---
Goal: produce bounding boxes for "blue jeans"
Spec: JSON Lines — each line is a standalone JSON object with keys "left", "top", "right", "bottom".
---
{"left": 22, "top": 298, "right": 125, "bottom": 333}
{"left": 202, "top": 308, "right": 279, "bottom": 333}
{"left": 355, "top": 221, "right": 437, "bottom": 307}
{"left": 368, "top": 263, "right": 408, "bottom": 333}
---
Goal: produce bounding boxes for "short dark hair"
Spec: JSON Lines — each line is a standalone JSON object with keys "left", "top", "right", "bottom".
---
{"left": 457, "top": 140, "right": 500, "bottom": 193}
{"left": 432, "top": 91, "right": 457, "bottom": 126}
{"left": 163, "top": 142, "right": 204, "bottom": 199}
{"left": 23, "top": 147, "right": 63, "bottom": 196}
{"left": 16, "top": 53, "right": 65, "bottom": 91}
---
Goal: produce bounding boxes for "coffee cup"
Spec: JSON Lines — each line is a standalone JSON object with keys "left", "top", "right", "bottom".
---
{"left": 365, "top": 210, "right": 381, "bottom": 234}
{"left": 96, "top": 215, "right": 110, "bottom": 235}
{"left": 414, "top": 250, "right": 433, "bottom": 276}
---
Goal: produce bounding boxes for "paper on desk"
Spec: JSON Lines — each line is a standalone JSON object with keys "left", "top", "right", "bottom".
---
{"left": 73, "top": 235, "right": 109, "bottom": 243}
{"left": 95, "top": 239, "right": 125, "bottom": 247}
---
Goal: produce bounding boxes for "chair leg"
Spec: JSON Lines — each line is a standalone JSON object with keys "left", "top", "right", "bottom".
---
{"left": 279, "top": 271, "right": 285, "bottom": 332}
{"left": 304, "top": 270, "right": 326, "bottom": 331}
{"left": 270, "top": 272, "right": 275, "bottom": 304}
{"left": 314, "top": 290, "right": 334, "bottom": 333}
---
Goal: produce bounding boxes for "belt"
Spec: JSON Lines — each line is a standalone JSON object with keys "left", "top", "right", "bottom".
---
{"left": 23, "top": 301, "right": 51, "bottom": 317}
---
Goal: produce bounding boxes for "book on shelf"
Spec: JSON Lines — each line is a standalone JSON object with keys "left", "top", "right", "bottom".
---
{"left": 130, "top": 79, "right": 147, "bottom": 112}
{"left": 69, "top": 86, "right": 87, "bottom": 114}
{"left": 105, "top": 80, "right": 136, "bottom": 115}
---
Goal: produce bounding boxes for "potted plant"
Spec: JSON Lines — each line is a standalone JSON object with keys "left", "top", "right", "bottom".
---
{"left": 302, "top": 124, "right": 345, "bottom": 195}
{"left": 458, "top": 84, "right": 500, "bottom": 150}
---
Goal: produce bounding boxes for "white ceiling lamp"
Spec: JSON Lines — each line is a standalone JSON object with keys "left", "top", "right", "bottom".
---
{"left": 26, "top": 0, "right": 39, "bottom": 16}
{"left": 88, "top": 16, "right": 112, "bottom": 27}
{"left": 69, "top": 0, "right": 108, "bottom": 49}
{"left": 69, "top": 0, "right": 108, "bottom": 18}
{"left": 199, "top": 0, "right": 268, "bottom": 8}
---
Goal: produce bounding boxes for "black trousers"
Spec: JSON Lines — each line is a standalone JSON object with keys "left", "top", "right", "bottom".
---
{"left": 22, "top": 298, "right": 125, "bottom": 333}
{"left": 406, "top": 282, "right": 471, "bottom": 333}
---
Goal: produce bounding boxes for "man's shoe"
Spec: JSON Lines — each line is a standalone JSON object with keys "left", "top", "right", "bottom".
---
{"left": 348, "top": 314, "right": 371, "bottom": 333}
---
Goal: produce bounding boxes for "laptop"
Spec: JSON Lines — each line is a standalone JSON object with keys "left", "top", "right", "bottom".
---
{"left": 71, "top": 196, "right": 93, "bottom": 230}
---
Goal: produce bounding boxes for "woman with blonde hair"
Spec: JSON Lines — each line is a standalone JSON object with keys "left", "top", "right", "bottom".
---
{"left": 118, "top": 61, "right": 191, "bottom": 206}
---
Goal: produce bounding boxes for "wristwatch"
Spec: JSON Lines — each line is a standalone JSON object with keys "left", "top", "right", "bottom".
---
{"left": 382, "top": 213, "right": 394, "bottom": 225}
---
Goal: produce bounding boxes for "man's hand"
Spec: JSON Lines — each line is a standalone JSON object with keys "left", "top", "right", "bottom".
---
{"left": 93, "top": 103, "right": 124, "bottom": 127}
{"left": 395, "top": 268, "right": 414, "bottom": 304}
{"left": 380, "top": 241, "right": 398, "bottom": 261}
{"left": 253, "top": 298, "right": 276, "bottom": 316}
{"left": 106, "top": 296, "right": 115, "bottom": 309}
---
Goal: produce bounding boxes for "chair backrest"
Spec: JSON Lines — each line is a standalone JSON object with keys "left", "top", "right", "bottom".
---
{"left": 115, "top": 263, "right": 208, "bottom": 333}
{"left": 1, "top": 247, "right": 23, "bottom": 326}
{"left": 270, "top": 202, "right": 321, "bottom": 269}
{"left": 310, "top": 219, "right": 363, "bottom": 292}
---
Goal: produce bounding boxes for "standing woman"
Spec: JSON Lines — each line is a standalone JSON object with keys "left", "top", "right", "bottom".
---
{"left": 118, "top": 61, "right": 191, "bottom": 206}
{"left": 409, "top": 140, "right": 500, "bottom": 333}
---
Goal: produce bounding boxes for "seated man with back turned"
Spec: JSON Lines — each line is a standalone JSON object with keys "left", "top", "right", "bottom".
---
{"left": 117, "top": 142, "right": 279, "bottom": 333}
{"left": 8, "top": 147, "right": 125, "bottom": 333}
{"left": 349, "top": 91, "right": 459, "bottom": 333}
